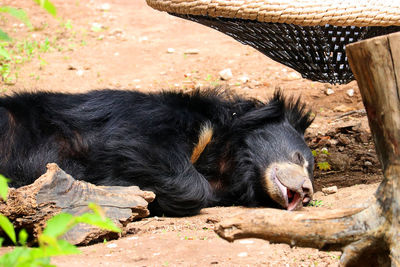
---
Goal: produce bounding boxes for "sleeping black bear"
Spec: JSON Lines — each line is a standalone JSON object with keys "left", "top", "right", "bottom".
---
{"left": 0, "top": 89, "right": 314, "bottom": 216}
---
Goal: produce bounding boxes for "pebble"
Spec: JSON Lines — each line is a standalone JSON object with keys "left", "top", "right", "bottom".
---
{"left": 239, "top": 240, "right": 254, "bottom": 244}
{"left": 346, "top": 89, "right": 355, "bottom": 97}
{"left": 76, "top": 69, "right": 84, "bottom": 76}
{"left": 286, "top": 71, "right": 301, "bottom": 80}
{"left": 127, "top": 236, "right": 139, "bottom": 240}
{"left": 237, "top": 252, "right": 248, "bottom": 257}
{"left": 167, "top": 48, "right": 175, "bottom": 54}
{"left": 334, "top": 104, "right": 353, "bottom": 113}
{"left": 219, "top": 68, "right": 233, "bottom": 80}
{"left": 326, "top": 88, "right": 335, "bottom": 95}
{"left": 322, "top": 186, "right": 338, "bottom": 195}
{"left": 184, "top": 48, "right": 200, "bottom": 54}
{"left": 238, "top": 75, "right": 249, "bottom": 83}
{"left": 99, "top": 3, "right": 111, "bottom": 11}
{"left": 109, "top": 28, "right": 124, "bottom": 35}
{"left": 364, "top": 161, "right": 373, "bottom": 166}
{"left": 139, "top": 36, "right": 148, "bottom": 42}
{"left": 91, "top": 22, "right": 103, "bottom": 30}
{"left": 106, "top": 243, "right": 117, "bottom": 248}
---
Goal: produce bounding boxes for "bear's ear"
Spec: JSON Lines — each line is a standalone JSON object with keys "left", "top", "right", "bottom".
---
{"left": 273, "top": 91, "right": 314, "bottom": 134}
{"left": 231, "top": 98, "right": 283, "bottom": 133}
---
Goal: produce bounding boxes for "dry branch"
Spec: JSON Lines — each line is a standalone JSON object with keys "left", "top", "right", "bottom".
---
{"left": 0, "top": 163, "right": 155, "bottom": 245}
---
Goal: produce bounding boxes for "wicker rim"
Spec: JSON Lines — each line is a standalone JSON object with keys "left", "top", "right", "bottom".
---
{"left": 146, "top": 0, "right": 400, "bottom": 27}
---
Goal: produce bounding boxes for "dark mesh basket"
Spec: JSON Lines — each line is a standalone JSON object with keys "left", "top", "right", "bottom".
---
{"left": 175, "top": 14, "right": 400, "bottom": 84}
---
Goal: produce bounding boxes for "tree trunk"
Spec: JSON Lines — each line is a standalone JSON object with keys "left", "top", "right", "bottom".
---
{"left": 215, "top": 32, "right": 400, "bottom": 266}
{"left": 0, "top": 163, "right": 155, "bottom": 245}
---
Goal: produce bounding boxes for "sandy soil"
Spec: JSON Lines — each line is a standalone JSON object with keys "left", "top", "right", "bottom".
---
{"left": 0, "top": 0, "right": 383, "bottom": 266}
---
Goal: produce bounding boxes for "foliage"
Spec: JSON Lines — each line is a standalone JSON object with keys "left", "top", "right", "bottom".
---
{"left": 0, "top": 0, "right": 57, "bottom": 84}
{"left": 312, "top": 148, "right": 332, "bottom": 171}
{"left": 0, "top": 177, "right": 121, "bottom": 267}
{"left": 317, "top": 161, "right": 331, "bottom": 171}
{"left": 0, "top": 175, "right": 8, "bottom": 201}
{"left": 307, "top": 199, "right": 324, "bottom": 207}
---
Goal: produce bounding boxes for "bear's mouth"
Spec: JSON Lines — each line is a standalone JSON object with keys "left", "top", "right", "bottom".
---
{"left": 273, "top": 174, "right": 303, "bottom": 211}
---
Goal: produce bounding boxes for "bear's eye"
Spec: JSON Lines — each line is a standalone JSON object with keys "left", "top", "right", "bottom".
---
{"left": 292, "top": 151, "right": 305, "bottom": 166}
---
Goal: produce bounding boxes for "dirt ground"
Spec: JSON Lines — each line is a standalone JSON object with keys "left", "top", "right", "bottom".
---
{"left": 0, "top": 0, "right": 384, "bottom": 266}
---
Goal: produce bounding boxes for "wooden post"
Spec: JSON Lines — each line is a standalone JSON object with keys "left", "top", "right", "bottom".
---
{"left": 214, "top": 32, "right": 400, "bottom": 267}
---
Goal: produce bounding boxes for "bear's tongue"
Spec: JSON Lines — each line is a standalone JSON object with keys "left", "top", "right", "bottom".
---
{"left": 275, "top": 177, "right": 302, "bottom": 211}
{"left": 287, "top": 189, "right": 302, "bottom": 211}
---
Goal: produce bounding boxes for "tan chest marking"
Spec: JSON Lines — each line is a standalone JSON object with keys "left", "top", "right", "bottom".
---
{"left": 191, "top": 123, "right": 213, "bottom": 164}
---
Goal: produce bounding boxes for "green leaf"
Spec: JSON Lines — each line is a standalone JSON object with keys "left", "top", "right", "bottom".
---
{"left": 0, "top": 214, "right": 16, "bottom": 244}
{"left": 0, "top": 7, "right": 32, "bottom": 29}
{"left": 18, "top": 229, "right": 28, "bottom": 246}
{"left": 317, "top": 161, "right": 331, "bottom": 171}
{"left": 32, "top": 238, "right": 80, "bottom": 257}
{"left": 0, "top": 29, "right": 11, "bottom": 41}
{"left": 0, "top": 46, "right": 10, "bottom": 60}
{"left": 311, "top": 150, "right": 317, "bottom": 157}
{"left": 76, "top": 213, "right": 121, "bottom": 233}
{"left": 34, "top": 0, "right": 57, "bottom": 17}
{"left": 42, "top": 213, "right": 75, "bottom": 238}
{"left": 0, "top": 174, "right": 9, "bottom": 201}
{"left": 0, "top": 246, "right": 53, "bottom": 266}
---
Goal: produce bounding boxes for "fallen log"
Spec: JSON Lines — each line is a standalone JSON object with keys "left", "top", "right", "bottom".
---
{"left": 0, "top": 163, "right": 155, "bottom": 245}
{"left": 216, "top": 32, "right": 400, "bottom": 267}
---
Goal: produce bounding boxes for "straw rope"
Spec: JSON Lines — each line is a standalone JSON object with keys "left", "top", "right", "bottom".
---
{"left": 146, "top": 0, "right": 400, "bottom": 27}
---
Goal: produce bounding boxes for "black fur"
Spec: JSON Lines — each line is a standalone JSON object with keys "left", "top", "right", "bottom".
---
{"left": 0, "top": 89, "right": 314, "bottom": 216}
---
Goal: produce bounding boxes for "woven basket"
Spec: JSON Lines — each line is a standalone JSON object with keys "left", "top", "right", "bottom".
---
{"left": 147, "top": 0, "right": 400, "bottom": 84}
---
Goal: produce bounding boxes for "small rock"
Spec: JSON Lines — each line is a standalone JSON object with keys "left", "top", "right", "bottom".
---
{"left": 76, "top": 69, "right": 84, "bottom": 76}
{"left": 219, "top": 68, "right": 233, "bottom": 80}
{"left": 286, "top": 71, "right": 301, "bottom": 80}
{"left": 99, "top": 3, "right": 111, "bottom": 11}
{"left": 184, "top": 48, "right": 200, "bottom": 54}
{"left": 67, "top": 64, "right": 77, "bottom": 70}
{"left": 329, "top": 152, "right": 350, "bottom": 171}
{"left": 325, "top": 88, "right": 335, "bottom": 95}
{"left": 138, "top": 36, "right": 148, "bottom": 42}
{"left": 337, "top": 135, "right": 351, "bottom": 145}
{"left": 322, "top": 186, "right": 338, "bottom": 195}
{"left": 346, "top": 89, "right": 355, "bottom": 97}
{"left": 238, "top": 75, "right": 249, "bottom": 83}
{"left": 91, "top": 22, "right": 103, "bottom": 32}
{"left": 127, "top": 236, "right": 138, "bottom": 240}
{"left": 106, "top": 243, "right": 117, "bottom": 248}
{"left": 239, "top": 240, "right": 254, "bottom": 244}
{"left": 166, "top": 48, "right": 175, "bottom": 54}
{"left": 356, "top": 133, "right": 369, "bottom": 143}
{"left": 364, "top": 161, "right": 373, "bottom": 166}
{"left": 237, "top": 252, "right": 248, "bottom": 257}
{"left": 334, "top": 105, "right": 353, "bottom": 113}
{"left": 110, "top": 28, "right": 124, "bottom": 35}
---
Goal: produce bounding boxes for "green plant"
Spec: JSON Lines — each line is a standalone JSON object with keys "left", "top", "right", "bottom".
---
{"left": 312, "top": 149, "right": 332, "bottom": 171}
{"left": 0, "top": 178, "right": 121, "bottom": 267}
{"left": 0, "top": 1, "right": 57, "bottom": 84}
{"left": 307, "top": 199, "right": 324, "bottom": 207}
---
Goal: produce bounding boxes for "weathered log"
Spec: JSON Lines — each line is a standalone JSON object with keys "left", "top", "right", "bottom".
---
{"left": 215, "top": 32, "right": 400, "bottom": 267}
{"left": 0, "top": 163, "right": 155, "bottom": 245}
